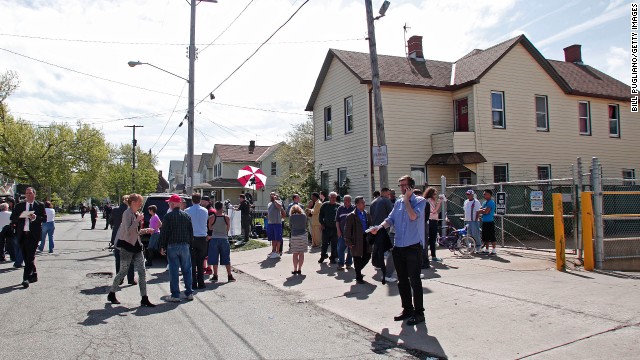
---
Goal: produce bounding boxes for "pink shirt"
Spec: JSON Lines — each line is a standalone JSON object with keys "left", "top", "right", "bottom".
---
{"left": 149, "top": 214, "right": 161, "bottom": 234}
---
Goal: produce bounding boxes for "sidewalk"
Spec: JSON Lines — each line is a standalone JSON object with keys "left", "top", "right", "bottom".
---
{"left": 232, "top": 240, "right": 640, "bottom": 359}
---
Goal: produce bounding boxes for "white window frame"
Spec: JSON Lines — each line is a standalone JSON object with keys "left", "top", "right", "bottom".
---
{"left": 491, "top": 91, "right": 505, "bottom": 129}
{"left": 535, "top": 95, "right": 549, "bottom": 131}
{"left": 623, "top": 169, "right": 636, "bottom": 186}
{"left": 344, "top": 97, "right": 353, "bottom": 134}
{"left": 537, "top": 165, "right": 551, "bottom": 181}
{"left": 410, "top": 166, "right": 426, "bottom": 188}
{"left": 320, "top": 171, "right": 330, "bottom": 193}
{"left": 609, "top": 104, "right": 620, "bottom": 138}
{"left": 578, "top": 101, "right": 591, "bottom": 136}
{"left": 337, "top": 168, "right": 347, "bottom": 187}
{"left": 324, "top": 106, "right": 332, "bottom": 140}
{"left": 271, "top": 161, "right": 277, "bottom": 176}
{"left": 493, "top": 164, "right": 509, "bottom": 183}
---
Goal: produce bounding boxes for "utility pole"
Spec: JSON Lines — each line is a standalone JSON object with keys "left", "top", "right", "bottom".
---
{"left": 186, "top": 0, "right": 198, "bottom": 195}
{"left": 125, "top": 125, "right": 144, "bottom": 192}
{"left": 365, "top": 0, "right": 389, "bottom": 189}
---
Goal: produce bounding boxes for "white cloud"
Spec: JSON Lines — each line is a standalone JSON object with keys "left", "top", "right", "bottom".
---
{"left": 605, "top": 46, "right": 630, "bottom": 83}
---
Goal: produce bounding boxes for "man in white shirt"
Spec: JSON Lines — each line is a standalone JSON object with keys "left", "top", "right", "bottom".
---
{"left": 463, "top": 190, "right": 482, "bottom": 252}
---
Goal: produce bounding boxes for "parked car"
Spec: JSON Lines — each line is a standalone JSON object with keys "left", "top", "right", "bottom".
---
{"left": 140, "top": 193, "right": 193, "bottom": 246}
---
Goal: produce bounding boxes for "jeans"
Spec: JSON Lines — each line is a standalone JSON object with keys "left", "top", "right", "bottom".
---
{"left": 337, "top": 236, "right": 353, "bottom": 266}
{"left": 393, "top": 243, "right": 424, "bottom": 315}
{"left": 114, "top": 248, "right": 135, "bottom": 283}
{"left": 167, "top": 243, "right": 193, "bottom": 298}
{"left": 39, "top": 222, "right": 55, "bottom": 252}
{"left": 11, "top": 236, "right": 23, "bottom": 266}
{"left": 465, "top": 221, "right": 482, "bottom": 248}
{"left": 321, "top": 226, "right": 338, "bottom": 262}
{"left": 191, "top": 237, "right": 208, "bottom": 288}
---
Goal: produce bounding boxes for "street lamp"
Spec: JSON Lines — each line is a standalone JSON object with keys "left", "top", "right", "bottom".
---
{"left": 128, "top": 0, "right": 217, "bottom": 195}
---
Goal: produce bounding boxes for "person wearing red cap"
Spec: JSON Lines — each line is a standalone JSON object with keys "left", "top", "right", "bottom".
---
{"left": 159, "top": 194, "right": 194, "bottom": 302}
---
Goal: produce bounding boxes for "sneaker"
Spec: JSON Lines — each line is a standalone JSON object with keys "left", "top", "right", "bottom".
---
{"left": 384, "top": 276, "right": 397, "bottom": 283}
{"left": 48, "top": 250, "right": 53, "bottom": 254}
{"left": 432, "top": 257, "right": 442, "bottom": 262}
{"left": 489, "top": 251, "right": 497, "bottom": 256}
{"left": 480, "top": 249, "right": 489, "bottom": 254}
{"left": 270, "top": 253, "right": 280, "bottom": 259}
{"left": 166, "top": 296, "right": 180, "bottom": 302}
{"left": 267, "top": 252, "right": 274, "bottom": 258}
{"left": 185, "top": 294, "right": 194, "bottom": 301}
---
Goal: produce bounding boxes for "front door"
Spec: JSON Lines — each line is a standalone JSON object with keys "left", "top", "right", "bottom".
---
{"left": 455, "top": 98, "right": 469, "bottom": 132}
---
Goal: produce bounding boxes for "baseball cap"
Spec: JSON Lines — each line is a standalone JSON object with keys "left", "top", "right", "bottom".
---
{"left": 466, "top": 189, "right": 475, "bottom": 195}
{"left": 166, "top": 194, "right": 182, "bottom": 203}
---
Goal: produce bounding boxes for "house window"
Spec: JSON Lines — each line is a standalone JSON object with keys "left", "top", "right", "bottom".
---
{"left": 271, "top": 162, "right": 277, "bottom": 176}
{"left": 320, "top": 171, "right": 330, "bottom": 193}
{"left": 410, "top": 166, "right": 426, "bottom": 188}
{"left": 459, "top": 171, "right": 472, "bottom": 185}
{"left": 579, "top": 101, "right": 591, "bottom": 135}
{"left": 609, "top": 104, "right": 620, "bottom": 138}
{"left": 344, "top": 97, "right": 353, "bottom": 133}
{"left": 537, "top": 165, "right": 551, "bottom": 180}
{"left": 535, "top": 95, "right": 549, "bottom": 131}
{"left": 623, "top": 169, "right": 636, "bottom": 186}
{"left": 337, "top": 168, "right": 347, "bottom": 186}
{"left": 324, "top": 106, "right": 332, "bottom": 140}
{"left": 491, "top": 91, "right": 505, "bottom": 128}
{"left": 493, "top": 164, "right": 508, "bottom": 183}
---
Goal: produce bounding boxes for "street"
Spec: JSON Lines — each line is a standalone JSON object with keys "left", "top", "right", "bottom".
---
{"left": 0, "top": 215, "right": 423, "bottom": 360}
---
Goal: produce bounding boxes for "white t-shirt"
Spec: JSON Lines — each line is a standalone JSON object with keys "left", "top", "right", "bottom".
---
{"left": 45, "top": 208, "right": 55, "bottom": 222}
{"left": 463, "top": 198, "right": 482, "bottom": 222}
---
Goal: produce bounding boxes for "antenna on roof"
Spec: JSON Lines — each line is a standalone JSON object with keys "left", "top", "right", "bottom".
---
{"left": 403, "top": 23, "right": 411, "bottom": 57}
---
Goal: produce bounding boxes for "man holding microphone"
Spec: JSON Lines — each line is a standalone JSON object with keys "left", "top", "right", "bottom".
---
{"left": 369, "top": 175, "right": 426, "bottom": 326}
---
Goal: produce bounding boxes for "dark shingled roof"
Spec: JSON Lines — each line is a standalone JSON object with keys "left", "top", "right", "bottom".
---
{"left": 305, "top": 34, "right": 630, "bottom": 111}
{"left": 214, "top": 144, "right": 271, "bottom": 163}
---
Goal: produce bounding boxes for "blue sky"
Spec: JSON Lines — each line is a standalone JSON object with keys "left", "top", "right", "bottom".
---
{"left": 0, "top": 0, "right": 633, "bottom": 176}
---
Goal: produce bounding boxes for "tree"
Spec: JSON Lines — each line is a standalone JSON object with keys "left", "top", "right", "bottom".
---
{"left": 104, "top": 144, "right": 158, "bottom": 201}
{"left": 274, "top": 118, "right": 319, "bottom": 203}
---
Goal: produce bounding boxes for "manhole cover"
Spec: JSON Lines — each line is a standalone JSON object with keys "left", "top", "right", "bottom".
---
{"left": 86, "top": 272, "right": 113, "bottom": 279}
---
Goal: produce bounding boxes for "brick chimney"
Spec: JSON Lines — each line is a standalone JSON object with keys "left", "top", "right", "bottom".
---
{"left": 408, "top": 35, "right": 425, "bottom": 62}
{"left": 563, "top": 44, "right": 582, "bottom": 64}
{"left": 248, "top": 140, "right": 255, "bottom": 154}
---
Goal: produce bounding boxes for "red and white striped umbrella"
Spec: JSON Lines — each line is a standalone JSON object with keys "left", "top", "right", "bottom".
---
{"left": 237, "top": 166, "right": 267, "bottom": 190}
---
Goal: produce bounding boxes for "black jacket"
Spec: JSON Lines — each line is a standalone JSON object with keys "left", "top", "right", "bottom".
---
{"left": 110, "top": 203, "right": 128, "bottom": 227}
{"left": 10, "top": 200, "right": 46, "bottom": 241}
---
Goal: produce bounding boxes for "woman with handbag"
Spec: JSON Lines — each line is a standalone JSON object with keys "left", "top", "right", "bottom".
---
{"left": 107, "top": 194, "right": 155, "bottom": 307}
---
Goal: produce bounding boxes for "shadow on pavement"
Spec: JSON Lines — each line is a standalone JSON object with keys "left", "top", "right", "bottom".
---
{"left": 378, "top": 325, "right": 447, "bottom": 360}
{"left": 344, "top": 282, "right": 377, "bottom": 300}
{"left": 80, "top": 285, "right": 110, "bottom": 295}
{"left": 259, "top": 258, "right": 280, "bottom": 269}
{"left": 283, "top": 274, "right": 306, "bottom": 287}
{"left": 0, "top": 283, "right": 25, "bottom": 295}
{"left": 146, "top": 271, "right": 170, "bottom": 285}
{"left": 316, "top": 262, "right": 337, "bottom": 276}
{"left": 335, "top": 268, "right": 355, "bottom": 283}
{"left": 80, "top": 302, "right": 180, "bottom": 325}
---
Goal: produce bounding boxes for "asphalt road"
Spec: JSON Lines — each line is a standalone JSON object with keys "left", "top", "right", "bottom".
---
{"left": 0, "top": 214, "right": 427, "bottom": 360}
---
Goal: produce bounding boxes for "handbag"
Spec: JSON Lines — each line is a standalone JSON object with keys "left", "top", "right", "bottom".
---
{"left": 148, "top": 232, "right": 160, "bottom": 251}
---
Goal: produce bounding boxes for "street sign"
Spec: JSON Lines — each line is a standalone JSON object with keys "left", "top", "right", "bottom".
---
{"left": 372, "top": 145, "right": 388, "bottom": 166}
{"left": 530, "top": 190, "right": 544, "bottom": 211}
{"left": 496, "top": 192, "right": 506, "bottom": 215}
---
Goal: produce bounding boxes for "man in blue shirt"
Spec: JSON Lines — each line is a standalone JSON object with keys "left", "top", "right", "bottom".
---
{"left": 479, "top": 189, "right": 497, "bottom": 256}
{"left": 185, "top": 193, "right": 209, "bottom": 289}
{"left": 370, "top": 175, "right": 427, "bottom": 326}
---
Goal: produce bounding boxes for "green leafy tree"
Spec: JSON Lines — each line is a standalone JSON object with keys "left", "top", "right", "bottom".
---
{"left": 104, "top": 143, "right": 158, "bottom": 201}
{"left": 274, "top": 118, "right": 320, "bottom": 203}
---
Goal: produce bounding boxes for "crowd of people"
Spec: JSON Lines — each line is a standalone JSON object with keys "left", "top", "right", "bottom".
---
{"left": 0, "top": 178, "right": 498, "bottom": 327}
{"left": 261, "top": 175, "right": 498, "bottom": 326}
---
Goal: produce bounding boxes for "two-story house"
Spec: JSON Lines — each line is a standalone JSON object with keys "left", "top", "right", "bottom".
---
{"left": 306, "top": 34, "right": 637, "bottom": 200}
{"left": 198, "top": 141, "right": 284, "bottom": 208}
{"left": 167, "top": 160, "right": 184, "bottom": 192}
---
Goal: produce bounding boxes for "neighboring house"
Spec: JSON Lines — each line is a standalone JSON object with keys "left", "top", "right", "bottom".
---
{"left": 156, "top": 170, "right": 170, "bottom": 193}
{"left": 167, "top": 160, "right": 184, "bottom": 192}
{"left": 196, "top": 141, "right": 284, "bottom": 208}
{"left": 306, "top": 34, "right": 638, "bottom": 201}
{"left": 198, "top": 153, "right": 214, "bottom": 182}
{"left": 177, "top": 154, "right": 202, "bottom": 192}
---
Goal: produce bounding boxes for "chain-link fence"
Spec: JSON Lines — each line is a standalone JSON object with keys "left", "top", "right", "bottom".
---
{"left": 600, "top": 177, "right": 640, "bottom": 260}
{"left": 444, "top": 178, "right": 577, "bottom": 251}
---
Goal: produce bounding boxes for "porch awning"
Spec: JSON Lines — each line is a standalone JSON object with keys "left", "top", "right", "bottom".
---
{"left": 205, "top": 178, "right": 245, "bottom": 189}
{"left": 193, "top": 182, "right": 214, "bottom": 190}
{"left": 426, "top": 152, "right": 487, "bottom": 165}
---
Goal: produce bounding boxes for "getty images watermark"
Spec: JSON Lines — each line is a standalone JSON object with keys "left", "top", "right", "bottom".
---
{"left": 632, "top": 3, "right": 639, "bottom": 111}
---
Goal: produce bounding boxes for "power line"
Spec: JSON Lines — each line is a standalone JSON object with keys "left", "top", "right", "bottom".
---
{"left": 12, "top": 109, "right": 183, "bottom": 125}
{"left": 199, "top": 0, "right": 255, "bottom": 54}
{"left": 203, "top": 100, "right": 305, "bottom": 115}
{"left": 150, "top": 83, "right": 188, "bottom": 150}
{"left": 0, "top": 47, "right": 181, "bottom": 97}
{"left": 196, "top": 0, "right": 311, "bottom": 107}
{"left": 0, "top": 33, "right": 363, "bottom": 46}
{"left": 156, "top": 121, "right": 185, "bottom": 157}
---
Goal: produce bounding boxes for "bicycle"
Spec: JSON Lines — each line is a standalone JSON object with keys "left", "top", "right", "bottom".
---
{"left": 437, "top": 223, "right": 477, "bottom": 256}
